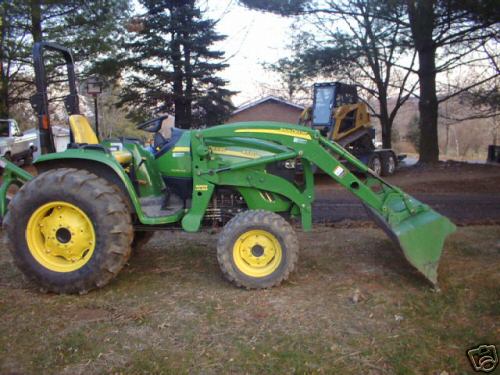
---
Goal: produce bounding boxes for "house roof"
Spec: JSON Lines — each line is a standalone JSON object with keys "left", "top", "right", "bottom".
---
{"left": 232, "top": 96, "right": 304, "bottom": 115}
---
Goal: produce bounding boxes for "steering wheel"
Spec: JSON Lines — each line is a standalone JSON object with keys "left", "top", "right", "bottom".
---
{"left": 136, "top": 114, "right": 170, "bottom": 133}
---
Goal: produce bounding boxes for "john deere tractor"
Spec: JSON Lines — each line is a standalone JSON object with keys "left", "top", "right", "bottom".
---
{"left": 0, "top": 43, "right": 455, "bottom": 294}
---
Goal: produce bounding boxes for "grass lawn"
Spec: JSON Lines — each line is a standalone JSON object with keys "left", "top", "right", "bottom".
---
{"left": 0, "top": 225, "right": 498, "bottom": 374}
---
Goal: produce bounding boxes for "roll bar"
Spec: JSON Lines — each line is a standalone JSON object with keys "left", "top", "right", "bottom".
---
{"left": 30, "top": 42, "right": 80, "bottom": 154}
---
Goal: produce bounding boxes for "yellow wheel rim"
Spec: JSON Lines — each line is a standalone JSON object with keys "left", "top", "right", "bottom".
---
{"left": 232, "top": 230, "right": 282, "bottom": 278}
{"left": 26, "top": 201, "right": 96, "bottom": 273}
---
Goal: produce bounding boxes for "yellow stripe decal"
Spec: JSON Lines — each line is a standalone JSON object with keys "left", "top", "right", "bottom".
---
{"left": 172, "top": 146, "right": 190, "bottom": 152}
{"left": 234, "top": 128, "right": 311, "bottom": 140}
{"left": 210, "top": 147, "right": 259, "bottom": 159}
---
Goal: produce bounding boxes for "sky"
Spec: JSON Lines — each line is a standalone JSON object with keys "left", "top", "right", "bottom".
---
{"left": 205, "top": 2, "right": 295, "bottom": 106}
{"left": 132, "top": 1, "right": 296, "bottom": 107}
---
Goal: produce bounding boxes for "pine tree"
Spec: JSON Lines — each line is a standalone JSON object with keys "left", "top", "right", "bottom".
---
{"left": 41, "top": 0, "right": 131, "bottom": 77}
{"left": 0, "top": 0, "right": 130, "bottom": 119}
{"left": 119, "top": 0, "right": 235, "bottom": 129}
{"left": 1, "top": 1, "right": 31, "bottom": 118}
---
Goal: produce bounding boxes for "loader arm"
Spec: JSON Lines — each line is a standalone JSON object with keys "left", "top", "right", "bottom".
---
{"left": 185, "top": 122, "right": 455, "bottom": 285}
{"left": 187, "top": 122, "right": 401, "bottom": 224}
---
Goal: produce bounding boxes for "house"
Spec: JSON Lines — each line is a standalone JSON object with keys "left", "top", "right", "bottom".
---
{"left": 226, "top": 96, "right": 304, "bottom": 124}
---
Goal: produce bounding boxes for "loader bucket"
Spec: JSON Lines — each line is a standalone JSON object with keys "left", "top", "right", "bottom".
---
{"left": 365, "top": 198, "right": 456, "bottom": 286}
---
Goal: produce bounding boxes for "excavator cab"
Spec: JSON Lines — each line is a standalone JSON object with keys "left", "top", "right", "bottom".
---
{"left": 311, "top": 83, "right": 336, "bottom": 131}
{"left": 300, "top": 82, "right": 400, "bottom": 176}
{"left": 310, "top": 82, "right": 360, "bottom": 137}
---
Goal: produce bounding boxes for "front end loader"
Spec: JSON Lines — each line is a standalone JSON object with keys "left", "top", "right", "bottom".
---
{"left": 0, "top": 42, "right": 456, "bottom": 293}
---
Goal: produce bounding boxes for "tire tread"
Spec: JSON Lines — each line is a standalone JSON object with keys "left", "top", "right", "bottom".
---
{"left": 4, "top": 168, "right": 133, "bottom": 294}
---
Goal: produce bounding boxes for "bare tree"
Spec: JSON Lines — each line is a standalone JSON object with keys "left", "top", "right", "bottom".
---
{"left": 401, "top": 0, "right": 499, "bottom": 162}
{"left": 261, "top": 1, "right": 418, "bottom": 149}
{"left": 240, "top": 0, "right": 500, "bottom": 162}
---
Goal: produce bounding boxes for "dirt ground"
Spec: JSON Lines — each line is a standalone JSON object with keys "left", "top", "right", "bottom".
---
{"left": 0, "top": 226, "right": 498, "bottom": 374}
{"left": 314, "top": 161, "right": 500, "bottom": 226}
{"left": 339, "top": 161, "right": 500, "bottom": 194}
{"left": 315, "top": 160, "right": 500, "bottom": 196}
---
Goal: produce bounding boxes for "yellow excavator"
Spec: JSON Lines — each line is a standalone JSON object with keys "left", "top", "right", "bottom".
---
{"left": 299, "top": 82, "right": 401, "bottom": 176}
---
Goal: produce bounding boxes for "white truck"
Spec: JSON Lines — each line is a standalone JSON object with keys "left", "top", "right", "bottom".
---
{"left": 0, "top": 119, "right": 38, "bottom": 165}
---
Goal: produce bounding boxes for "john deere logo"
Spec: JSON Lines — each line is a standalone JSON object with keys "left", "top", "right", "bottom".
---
{"left": 278, "top": 128, "right": 311, "bottom": 139}
{"left": 235, "top": 128, "right": 311, "bottom": 140}
{"left": 467, "top": 344, "right": 498, "bottom": 373}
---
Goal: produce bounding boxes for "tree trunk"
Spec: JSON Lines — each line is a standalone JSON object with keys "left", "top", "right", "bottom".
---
{"left": 380, "top": 118, "right": 393, "bottom": 149}
{"left": 171, "top": 33, "right": 187, "bottom": 129}
{"left": 407, "top": 0, "right": 440, "bottom": 163}
{"left": 183, "top": 33, "right": 193, "bottom": 128}
{"left": 491, "top": 117, "right": 499, "bottom": 145}
{"left": 0, "top": 2, "right": 9, "bottom": 118}
{"left": 416, "top": 47, "right": 439, "bottom": 163}
{"left": 444, "top": 123, "right": 450, "bottom": 155}
{"left": 30, "top": 0, "right": 43, "bottom": 43}
{"left": 378, "top": 93, "right": 392, "bottom": 149}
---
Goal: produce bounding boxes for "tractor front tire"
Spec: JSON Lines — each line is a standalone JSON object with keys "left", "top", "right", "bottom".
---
{"left": 4, "top": 168, "right": 133, "bottom": 294}
{"left": 217, "top": 210, "right": 299, "bottom": 289}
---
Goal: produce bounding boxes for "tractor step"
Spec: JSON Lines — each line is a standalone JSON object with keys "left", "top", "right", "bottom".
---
{"left": 139, "top": 193, "right": 184, "bottom": 218}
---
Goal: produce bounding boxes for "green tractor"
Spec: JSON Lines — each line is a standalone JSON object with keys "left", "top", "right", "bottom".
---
{"left": 0, "top": 42, "right": 456, "bottom": 293}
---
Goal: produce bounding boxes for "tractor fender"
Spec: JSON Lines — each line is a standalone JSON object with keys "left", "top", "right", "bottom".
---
{"left": 34, "top": 150, "right": 140, "bottom": 215}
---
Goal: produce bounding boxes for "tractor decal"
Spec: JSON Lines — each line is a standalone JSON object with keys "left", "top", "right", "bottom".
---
{"left": 234, "top": 128, "right": 312, "bottom": 140}
{"left": 172, "top": 146, "right": 190, "bottom": 152}
{"left": 209, "top": 146, "right": 259, "bottom": 159}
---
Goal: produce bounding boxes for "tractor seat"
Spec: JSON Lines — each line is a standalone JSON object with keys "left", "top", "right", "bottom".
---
{"left": 68, "top": 115, "right": 133, "bottom": 165}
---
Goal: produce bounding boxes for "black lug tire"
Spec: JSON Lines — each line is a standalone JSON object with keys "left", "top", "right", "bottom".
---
{"left": 381, "top": 153, "right": 396, "bottom": 176}
{"left": 367, "top": 154, "right": 382, "bottom": 176}
{"left": 217, "top": 210, "right": 299, "bottom": 289}
{"left": 132, "top": 231, "right": 155, "bottom": 253}
{"left": 3, "top": 168, "right": 133, "bottom": 294}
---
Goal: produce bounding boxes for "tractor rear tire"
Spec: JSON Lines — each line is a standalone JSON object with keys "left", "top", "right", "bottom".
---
{"left": 217, "top": 210, "right": 299, "bottom": 289}
{"left": 4, "top": 168, "right": 133, "bottom": 294}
